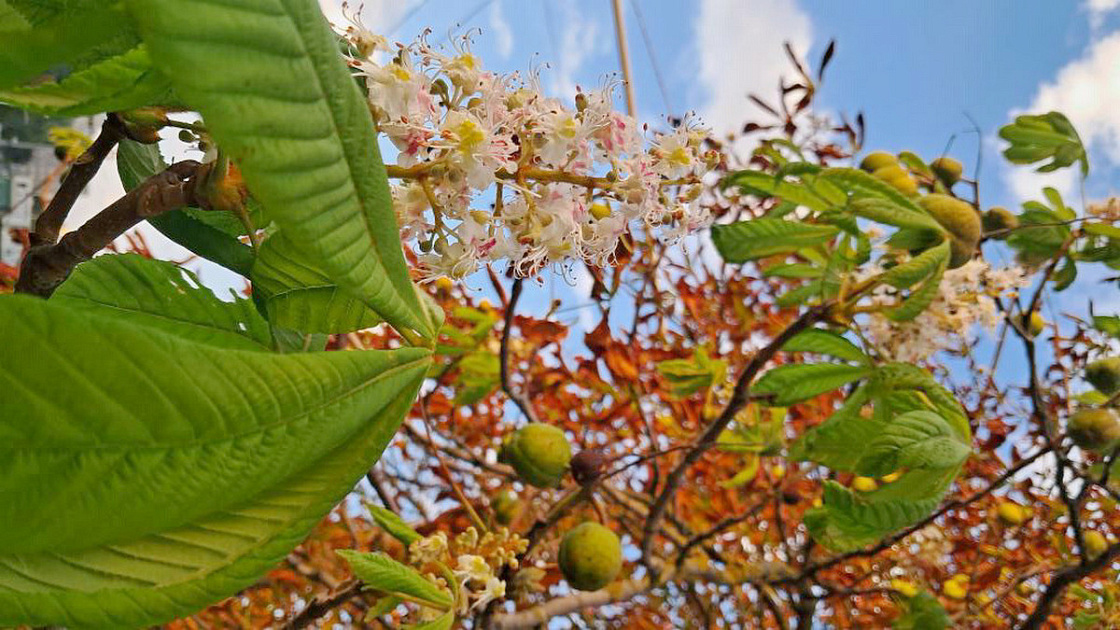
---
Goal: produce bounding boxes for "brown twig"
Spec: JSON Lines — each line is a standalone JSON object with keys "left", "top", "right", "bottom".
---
{"left": 16, "top": 160, "right": 201, "bottom": 296}
{"left": 499, "top": 277, "right": 540, "bottom": 424}
{"left": 283, "top": 580, "right": 363, "bottom": 630}
{"left": 29, "top": 115, "right": 126, "bottom": 247}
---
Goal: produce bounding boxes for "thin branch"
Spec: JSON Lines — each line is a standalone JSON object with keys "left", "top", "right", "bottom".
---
{"left": 499, "top": 277, "right": 540, "bottom": 424}
{"left": 29, "top": 115, "right": 126, "bottom": 247}
{"left": 16, "top": 160, "right": 201, "bottom": 297}
{"left": 640, "top": 304, "right": 829, "bottom": 576}
{"left": 1018, "top": 541, "right": 1120, "bottom": 629}
{"left": 283, "top": 581, "right": 362, "bottom": 630}
{"left": 490, "top": 575, "right": 652, "bottom": 629}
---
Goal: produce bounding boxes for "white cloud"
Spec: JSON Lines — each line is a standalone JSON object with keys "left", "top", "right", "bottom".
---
{"left": 550, "top": 0, "right": 600, "bottom": 97}
{"left": 1088, "top": 0, "right": 1120, "bottom": 29}
{"left": 695, "top": 0, "right": 812, "bottom": 139}
{"left": 1004, "top": 30, "right": 1120, "bottom": 202}
{"left": 488, "top": 0, "right": 514, "bottom": 59}
{"left": 317, "top": 0, "right": 416, "bottom": 36}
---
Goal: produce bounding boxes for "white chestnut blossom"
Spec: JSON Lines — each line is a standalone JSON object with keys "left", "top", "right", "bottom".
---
{"left": 858, "top": 259, "right": 1029, "bottom": 363}
{"left": 338, "top": 13, "right": 714, "bottom": 278}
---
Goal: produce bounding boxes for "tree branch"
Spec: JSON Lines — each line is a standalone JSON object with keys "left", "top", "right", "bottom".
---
{"left": 1018, "top": 541, "right": 1120, "bottom": 629}
{"left": 499, "top": 277, "right": 540, "bottom": 424}
{"left": 640, "top": 304, "right": 829, "bottom": 575}
{"left": 490, "top": 575, "right": 653, "bottom": 629}
{"left": 29, "top": 115, "right": 126, "bottom": 247}
{"left": 283, "top": 580, "right": 363, "bottom": 630}
{"left": 16, "top": 160, "right": 201, "bottom": 297}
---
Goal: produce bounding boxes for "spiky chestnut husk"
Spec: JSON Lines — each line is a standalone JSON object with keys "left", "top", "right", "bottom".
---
{"left": 558, "top": 522, "right": 622, "bottom": 591}
{"left": 498, "top": 423, "right": 572, "bottom": 488}
{"left": 1085, "top": 357, "right": 1120, "bottom": 396}
{"left": 860, "top": 151, "right": 898, "bottom": 173}
{"left": 918, "top": 194, "right": 981, "bottom": 268}
{"left": 1068, "top": 408, "right": 1120, "bottom": 452}
{"left": 872, "top": 164, "right": 919, "bottom": 196}
{"left": 930, "top": 156, "right": 964, "bottom": 187}
{"left": 982, "top": 206, "right": 1019, "bottom": 237}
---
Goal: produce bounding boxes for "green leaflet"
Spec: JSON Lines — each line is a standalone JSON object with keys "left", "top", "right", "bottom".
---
{"left": 129, "top": 0, "right": 433, "bottom": 340}
{"left": 880, "top": 240, "right": 950, "bottom": 289}
{"left": 253, "top": 232, "right": 383, "bottom": 334}
{"left": 0, "top": 295, "right": 431, "bottom": 628}
{"left": 337, "top": 550, "right": 453, "bottom": 609}
{"left": 366, "top": 505, "right": 422, "bottom": 546}
{"left": 0, "top": 0, "right": 29, "bottom": 30}
{"left": 52, "top": 254, "right": 271, "bottom": 351}
{"left": 885, "top": 244, "right": 948, "bottom": 322}
{"left": 656, "top": 347, "right": 728, "bottom": 397}
{"left": 795, "top": 375, "right": 970, "bottom": 552}
{"left": 0, "top": 2, "right": 130, "bottom": 91}
{"left": 721, "top": 170, "right": 839, "bottom": 212}
{"left": 855, "top": 410, "right": 970, "bottom": 478}
{"left": 752, "top": 362, "right": 871, "bottom": 406}
{"left": 893, "top": 591, "right": 949, "bottom": 630}
{"left": 849, "top": 197, "right": 942, "bottom": 232}
{"left": 781, "top": 329, "right": 868, "bottom": 364}
{"left": 819, "top": 167, "right": 924, "bottom": 213}
{"left": 711, "top": 218, "right": 839, "bottom": 264}
{"left": 803, "top": 481, "right": 941, "bottom": 553}
{"left": 116, "top": 139, "right": 255, "bottom": 277}
{"left": 0, "top": 45, "right": 174, "bottom": 115}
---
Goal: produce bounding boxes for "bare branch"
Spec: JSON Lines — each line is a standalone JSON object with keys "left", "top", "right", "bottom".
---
{"left": 283, "top": 580, "right": 362, "bottom": 630}
{"left": 16, "top": 160, "right": 201, "bottom": 297}
{"left": 1018, "top": 541, "right": 1120, "bottom": 629}
{"left": 30, "top": 115, "right": 126, "bottom": 247}
{"left": 499, "top": 277, "right": 540, "bottom": 424}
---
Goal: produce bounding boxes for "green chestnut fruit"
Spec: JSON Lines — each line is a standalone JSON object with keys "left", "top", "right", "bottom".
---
{"left": 860, "top": 151, "right": 898, "bottom": 173}
{"left": 918, "top": 194, "right": 981, "bottom": 268}
{"left": 982, "top": 206, "right": 1019, "bottom": 238}
{"left": 498, "top": 423, "right": 572, "bottom": 488}
{"left": 930, "top": 156, "right": 964, "bottom": 187}
{"left": 1085, "top": 357, "right": 1120, "bottom": 396}
{"left": 558, "top": 522, "right": 622, "bottom": 591}
{"left": 1067, "top": 408, "right": 1120, "bottom": 452}
{"left": 872, "top": 164, "right": 919, "bottom": 196}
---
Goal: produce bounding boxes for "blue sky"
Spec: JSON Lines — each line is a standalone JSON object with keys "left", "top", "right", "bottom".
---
{"left": 73, "top": 0, "right": 1120, "bottom": 333}
{"left": 314, "top": 0, "right": 1120, "bottom": 215}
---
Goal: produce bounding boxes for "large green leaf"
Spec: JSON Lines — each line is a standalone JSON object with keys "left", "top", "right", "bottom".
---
{"left": 0, "top": 2, "right": 131, "bottom": 91}
{"left": 0, "top": 295, "right": 431, "bottom": 628}
{"left": 52, "top": 253, "right": 271, "bottom": 351}
{"left": 804, "top": 481, "right": 941, "bottom": 552}
{"left": 0, "top": 0, "right": 29, "bottom": 30}
{"left": 253, "top": 232, "right": 383, "bottom": 334}
{"left": 129, "top": 0, "right": 433, "bottom": 339}
{"left": 753, "top": 362, "right": 871, "bottom": 406}
{"left": 781, "top": 329, "right": 868, "bottom": 364}
{"left": 711, "top": 218, "right": 839, "bottom": 264}
{"left": 0, "top": 45, "right": 174, "bottom": 116}
{"left": 855, "top": 411, "right": 970, "bottom": 477}
{"left": 116, "top": 139, "right": 256, "bottom": 277}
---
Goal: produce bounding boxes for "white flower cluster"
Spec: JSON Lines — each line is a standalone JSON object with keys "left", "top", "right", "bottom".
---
{"left": 340, "top": 6, "right": 713, "bottom": 278}
{"left": 407, "top": 526, "right": 527, "bottom": 615}
{"left": 860, "top": 259, "right": 1029, "bottom": 363}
